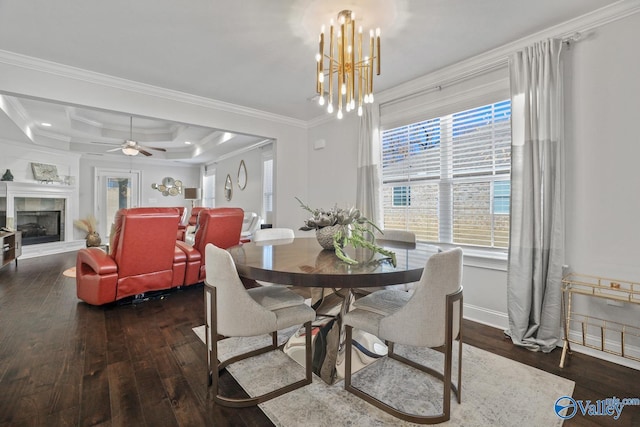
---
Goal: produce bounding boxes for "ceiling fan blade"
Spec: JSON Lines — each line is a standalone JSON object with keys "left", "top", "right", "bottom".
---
{"left": 139, "top": 145, "right": 167, "bottom": 152}
{"left": 91, "top": 141, "right": 120, "bottom": 146}
{"left": 106, "top": 147, "right": 122, "bottom": 152}
{"left": 138, "top": 148, "right": 153, "bottom": 156}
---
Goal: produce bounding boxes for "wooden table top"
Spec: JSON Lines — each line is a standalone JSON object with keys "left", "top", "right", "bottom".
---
{"left": 227, "top": 237, "right": 440, "bottom": 288}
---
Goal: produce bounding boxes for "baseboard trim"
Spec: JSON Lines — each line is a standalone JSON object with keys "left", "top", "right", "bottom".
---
{"left": 19, "top": 240, "right": 84, "bottom": 259}
{"left": 463, "top": 303, "right": 509, "bottom": 330}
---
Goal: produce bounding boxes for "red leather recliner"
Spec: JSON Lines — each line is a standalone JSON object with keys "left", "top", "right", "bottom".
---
{"left": 176, "top": 207, "right": 243, "bottom": 285}
{"left": 76, "top": 207, "right": 187, "bottom": 305}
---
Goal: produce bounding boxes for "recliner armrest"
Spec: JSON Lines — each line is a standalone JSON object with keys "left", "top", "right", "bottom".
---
{"left": 176, "top": 240, "right": 202, "bottom": 262}
{"left": 77, "top": 247, "right": 118, "bottom": 275}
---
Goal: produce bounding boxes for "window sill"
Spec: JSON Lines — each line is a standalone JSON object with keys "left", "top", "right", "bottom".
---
{"left": 431, "top": 242, "right": 508, "bottom": 271}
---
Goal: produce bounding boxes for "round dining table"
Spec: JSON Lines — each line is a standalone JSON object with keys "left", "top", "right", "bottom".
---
{"left": 226, "top": 237, "right": 441, "bottom": 384}
{"left": 227, "top": 236, "right": 440, "bottom": 289}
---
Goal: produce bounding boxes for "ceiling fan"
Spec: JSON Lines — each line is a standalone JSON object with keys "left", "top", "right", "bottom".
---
{"left": 95, "top": 117, "right": 167, "bottom": 157}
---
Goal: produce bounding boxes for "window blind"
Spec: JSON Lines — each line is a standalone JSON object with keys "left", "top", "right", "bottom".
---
{"left": 381, "top": 100, "right": 511, "bottom": 249}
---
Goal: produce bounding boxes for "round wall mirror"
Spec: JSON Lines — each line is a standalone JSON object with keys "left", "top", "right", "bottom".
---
{"left": 224, "top": 174, "right": 233, "bottom": 201}
{"left": 237, "top": 160, "right": 247, "bottom": 190}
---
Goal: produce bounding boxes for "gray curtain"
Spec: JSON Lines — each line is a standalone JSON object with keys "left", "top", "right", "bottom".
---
{"left": 356, "top": 105, "right": 380, "bottom": 224}
{"left": 505, "top": 39, "right": 565, "bottom": 353}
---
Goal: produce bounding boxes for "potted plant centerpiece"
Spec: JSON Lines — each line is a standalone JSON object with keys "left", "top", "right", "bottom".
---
{"left": 296, "top": 197, "right": 396, "bottom": 267}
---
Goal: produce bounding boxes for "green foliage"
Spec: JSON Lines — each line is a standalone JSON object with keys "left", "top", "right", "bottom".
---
{"left": 296, "top": 197, "right": 396, "bottom": 267}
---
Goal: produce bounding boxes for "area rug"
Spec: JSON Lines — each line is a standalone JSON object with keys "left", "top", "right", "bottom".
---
{"left": 62, "top": 267, "right": 76, "bottom": 278}
{"left": 193, "top": 325, "right": 573, "bottom": 426}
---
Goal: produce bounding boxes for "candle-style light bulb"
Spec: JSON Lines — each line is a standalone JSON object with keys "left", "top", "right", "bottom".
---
{"left": 358, "top": 106, "right": 363, "bottom": 116}
{"left": 337, "top": 109, "right": 343, "bottom": 119}
{"left": 327, "top": 103, "right": 334, "bottom": 114}
{"left": 319, "top": 96, "right": 325, "bottom": 106}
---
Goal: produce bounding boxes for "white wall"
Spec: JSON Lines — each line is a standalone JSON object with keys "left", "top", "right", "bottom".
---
{"left": 211, "top": 143, "right": 272, "bottom": 220}
{"left": 563, "top": 11, "right": 640, "bottom": 365}
{"left": 306, "top": 117, "right": 359, "bottom": 210}
{"left": 0, "top": 138, "right": 81, "bottom": 184}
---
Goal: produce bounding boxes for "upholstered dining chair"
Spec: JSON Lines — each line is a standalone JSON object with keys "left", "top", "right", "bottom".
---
{"left": 343, "top": 247, "right": 463, "bottom": 424}
{"left": 204, "top": 243, "right": 315, "bottom": 407}
{"left": 252, "top": 227, "right": 295, "bottom": 243}
{"left": 374, "top": 228, "right": 417, "bottom": 245}
{"left": 351, "top": 229, "right": 421, "bottom": 296}
{"left": 251, "top": 228, "right": 295, "bottom": 288}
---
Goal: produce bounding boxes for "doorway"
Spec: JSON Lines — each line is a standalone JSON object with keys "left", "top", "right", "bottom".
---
{"left": 94, "top": 168, "right": 141, "bottom": 239}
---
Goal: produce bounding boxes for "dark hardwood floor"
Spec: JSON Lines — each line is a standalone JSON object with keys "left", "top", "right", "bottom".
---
{"left": 0, "top": 251, "right": 638, "bottom": 426}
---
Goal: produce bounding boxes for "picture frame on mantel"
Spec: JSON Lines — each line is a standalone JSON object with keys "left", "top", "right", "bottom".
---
{"left": 31, "top": 163, "right": 60, "bottom": 182}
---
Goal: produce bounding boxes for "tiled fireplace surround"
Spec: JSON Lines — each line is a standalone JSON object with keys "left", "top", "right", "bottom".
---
{"left": 1, "top": 181, "right": 83, "bottom": 259}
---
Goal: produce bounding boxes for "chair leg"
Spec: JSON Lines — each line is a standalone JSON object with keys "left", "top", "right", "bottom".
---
{"left": 343, "top": 289, "right": 463, "bottom": 424}
{"left": 209, "top": 318, "right": 314, "bottom": 408}
{"left": 344, "top": 325, "right": 353, "bottom": 388}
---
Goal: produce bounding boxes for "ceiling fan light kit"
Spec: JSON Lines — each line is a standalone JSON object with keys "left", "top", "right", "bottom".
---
{"left": 122, "top": 141, "right": 139, "bottom": 156}
{"left": 94, "top": 116, "right": 167, "bottom": 157}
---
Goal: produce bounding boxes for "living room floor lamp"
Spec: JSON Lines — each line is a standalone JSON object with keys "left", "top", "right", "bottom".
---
{"left": 184, "top": 187, "right": 201, "bottom": 208}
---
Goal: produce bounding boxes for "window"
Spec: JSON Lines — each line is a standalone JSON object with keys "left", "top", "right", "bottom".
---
{"left": 493, "top": 181, "right": 510, "bottom": 215}
{"left": 262, "top": 155, "right": 273, "bottom": 223}
{"left": 381, "top": 100, "right": 511, "bottom": 249}
{"left": 203, "top": 170, "right": 215, "bottom": 208}
{"left": 393, "top": 186, "right": 411, "bottom": 206}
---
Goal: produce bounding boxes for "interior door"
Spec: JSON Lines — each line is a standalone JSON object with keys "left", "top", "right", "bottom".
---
{"left": 95, "top": 168, "right": 141, "bottom": 239}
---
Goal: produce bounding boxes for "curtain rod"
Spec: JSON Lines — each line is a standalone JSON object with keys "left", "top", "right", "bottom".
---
{"left": 562, "top": 32, "right": 583, "bottom": 45}
{"left": 381, "top": 32, "right": 584, "bottom": 109}
{"left": 379, "top": 59, "right": 508, "bottom": 109}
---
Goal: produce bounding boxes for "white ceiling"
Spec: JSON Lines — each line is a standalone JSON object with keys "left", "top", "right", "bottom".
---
{"left": 0, "top": 0, "right": 617, "bottom": 163}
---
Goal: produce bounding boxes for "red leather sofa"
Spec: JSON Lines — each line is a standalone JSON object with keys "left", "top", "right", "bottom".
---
{"left": 76, "top": 207, "right": 187, "bottom": 305}
{"left": 175, "top": 207, "right": 243, "bottom": 285}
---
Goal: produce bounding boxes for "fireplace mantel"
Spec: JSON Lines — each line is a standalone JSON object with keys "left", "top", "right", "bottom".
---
{"left": 0, "top": 181, "right": 84, "bottom": 258}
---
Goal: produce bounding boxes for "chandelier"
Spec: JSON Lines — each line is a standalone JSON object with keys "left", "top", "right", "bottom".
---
{"left": 315, "top": 10, "right": 380, "bottom": 118}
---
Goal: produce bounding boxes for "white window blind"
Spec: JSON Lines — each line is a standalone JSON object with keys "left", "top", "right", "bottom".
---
{"left": 381, "top": 100, "right": 511, "bottom": 249}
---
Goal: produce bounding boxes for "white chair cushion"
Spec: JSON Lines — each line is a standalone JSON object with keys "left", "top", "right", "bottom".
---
{"left": 353, "top": 289, "right": 412, "bottom": 316}
{"left": 248, "top": 285, "right": 305, "bottom": 311}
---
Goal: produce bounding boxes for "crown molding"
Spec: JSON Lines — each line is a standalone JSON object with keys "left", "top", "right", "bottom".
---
{"left": 0, "top": 50, "right": 308, "bottom": 130}
{"left": 206, "top": 138, "right": 273, "bottom": 165}
{"left": 377, "top": 0, "right": 640, "bottom": 106}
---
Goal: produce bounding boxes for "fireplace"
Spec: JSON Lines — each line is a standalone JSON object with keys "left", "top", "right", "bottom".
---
{"left": 0, "top": 181, "right": 80, "bottom": 258}
{"left": 17, "top": 210, "right": 63, "bottom": 245}
{"left": 13, "top": 195, "right": 67, "bottom": 246}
